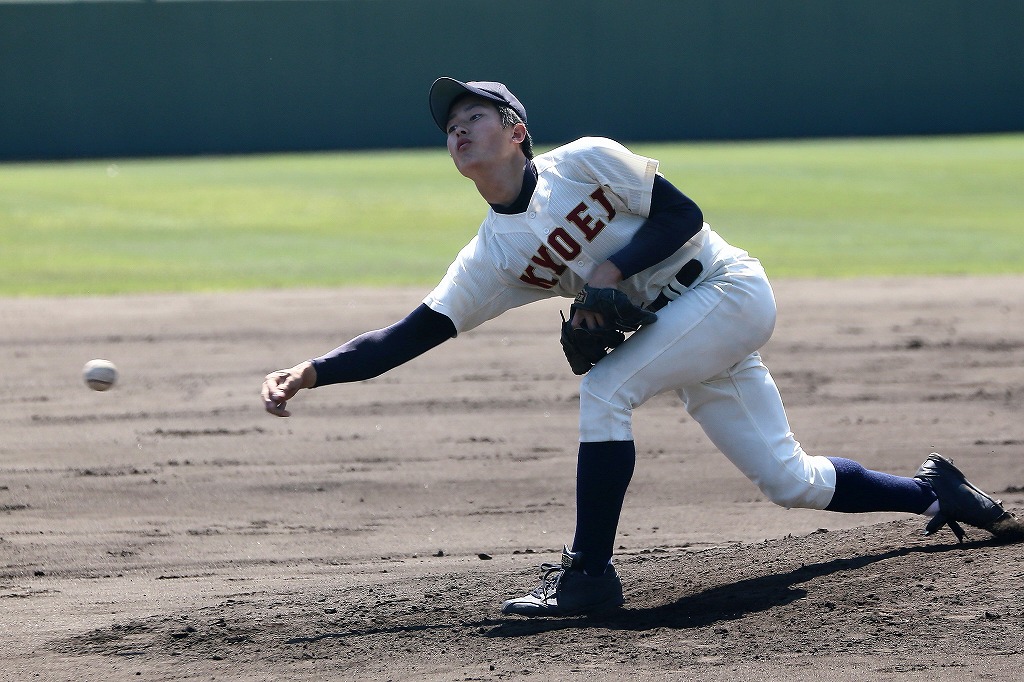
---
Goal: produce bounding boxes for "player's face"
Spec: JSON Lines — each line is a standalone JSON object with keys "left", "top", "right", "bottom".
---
{"left": 445, "top": 96, "right": 519, "bottom": 177}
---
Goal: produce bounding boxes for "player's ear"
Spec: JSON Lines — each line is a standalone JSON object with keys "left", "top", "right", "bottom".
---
{"left": 510, "top": 122, "right": 527, "bottom": 145}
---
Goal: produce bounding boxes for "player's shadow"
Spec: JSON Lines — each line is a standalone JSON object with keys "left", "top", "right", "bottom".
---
{"left": 482, "top": 539, "right": 985, "bottom": 637}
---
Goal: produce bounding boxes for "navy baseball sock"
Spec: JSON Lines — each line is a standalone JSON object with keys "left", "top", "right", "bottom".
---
{"left": 826, "top": 457, "right": 936, "bottom": 514}
{"left": 571, "top": 440, "right": 636, "bottom": 576}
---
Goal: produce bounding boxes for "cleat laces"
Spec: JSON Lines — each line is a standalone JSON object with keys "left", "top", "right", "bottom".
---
{"left": 529, "top": 563, "right": 568, "bottom": 602}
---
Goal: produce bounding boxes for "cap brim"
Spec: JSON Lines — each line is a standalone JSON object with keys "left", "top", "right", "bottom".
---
{"left": 429, "top": 78, "right": 475, "bottom": 132}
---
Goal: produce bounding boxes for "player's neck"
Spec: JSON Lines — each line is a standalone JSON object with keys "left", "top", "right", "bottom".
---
{"left": 472, "top": 154, "right": 528, "bottom": 206}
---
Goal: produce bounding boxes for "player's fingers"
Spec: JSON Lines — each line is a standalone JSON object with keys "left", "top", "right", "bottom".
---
{"left": 261, "top": 387, "right": 283, "bottom": 415}
{"left": 571, "top": 309, "right": 605, "bottom": 329}
{"left": 263, "top": 391, "right": 291, "bottom": 417}
{"left": 267, "top": 402, "right": 291, "bottom": 417}
{"left": 263, "top": 395, "right": 290, "bottom": 417}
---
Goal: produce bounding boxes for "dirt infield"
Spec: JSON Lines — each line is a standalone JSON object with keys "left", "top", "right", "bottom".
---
{"left": 3, "top": 276, "right": 1023, "bottom": 681}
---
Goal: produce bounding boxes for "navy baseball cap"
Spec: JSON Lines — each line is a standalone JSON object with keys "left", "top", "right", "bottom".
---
{"left": 429, "top": 77, "right": 527, "bottom": 132}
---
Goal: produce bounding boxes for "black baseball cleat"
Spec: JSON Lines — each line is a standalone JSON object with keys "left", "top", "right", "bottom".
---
{"left": 914, "top": 453, "right": 1024, "bottom": 543}
{"left": 501, "top": 546, "right": 624, "bottom": 617}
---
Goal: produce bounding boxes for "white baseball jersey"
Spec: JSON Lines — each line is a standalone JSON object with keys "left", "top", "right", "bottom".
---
{"left": 423, "top": 137, "right": 716, "bottom": 334}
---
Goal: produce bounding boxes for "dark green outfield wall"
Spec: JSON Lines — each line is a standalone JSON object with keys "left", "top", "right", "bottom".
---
{"left": 1, "top": 0, "right": 1021, "bottom": 160}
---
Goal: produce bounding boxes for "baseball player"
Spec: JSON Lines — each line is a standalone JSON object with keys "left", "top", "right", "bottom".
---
{"left": 262, "top": 78, "right": 1023, "bottom": 618}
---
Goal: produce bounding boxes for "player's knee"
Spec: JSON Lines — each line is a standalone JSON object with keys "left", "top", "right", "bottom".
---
{"left": 579, "top": 373, "right": 629, "bottom": 417}
{"left": 757, "top": 475, "right": 830, "bottom": 510}
{"left": 578, "top": 373, "right": 634, "bottom": 442}
{"left": 744, "top": 452, "right": 836, "bottom": 510}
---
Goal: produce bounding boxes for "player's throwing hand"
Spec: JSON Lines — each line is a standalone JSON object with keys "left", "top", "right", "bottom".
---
{"left": 261, "top": 361, "right": 316, "bottom": 417}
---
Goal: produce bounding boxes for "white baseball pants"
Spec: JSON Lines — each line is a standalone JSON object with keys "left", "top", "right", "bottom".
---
{"left": 578, "top": 245, "right": 837, "bottom": 510}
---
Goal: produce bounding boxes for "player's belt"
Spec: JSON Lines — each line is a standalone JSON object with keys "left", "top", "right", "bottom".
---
{"left": 647, "top": 259, "right": 703, "bottom": 312}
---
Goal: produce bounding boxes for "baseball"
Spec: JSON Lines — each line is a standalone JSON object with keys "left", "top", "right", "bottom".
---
{"left": 83, "top": 359, "right": 118, "bottom": 391}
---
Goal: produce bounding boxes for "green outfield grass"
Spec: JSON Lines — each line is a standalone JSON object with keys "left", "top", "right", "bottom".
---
{"left": 1, "top": 134, "right": 1021, "bottom": 296}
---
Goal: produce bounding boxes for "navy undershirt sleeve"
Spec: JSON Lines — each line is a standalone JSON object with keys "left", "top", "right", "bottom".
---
{"left": 310, "top": 304, "right": 457, "bottom": 387}
{"left": 607, "top": 174, "right": 703, "bottom": 279}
